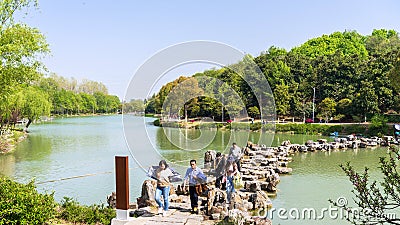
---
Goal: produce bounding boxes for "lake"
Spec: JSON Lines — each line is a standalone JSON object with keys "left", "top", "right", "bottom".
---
{"left": 0, "top": 115, "right": 390, "bottom": 224}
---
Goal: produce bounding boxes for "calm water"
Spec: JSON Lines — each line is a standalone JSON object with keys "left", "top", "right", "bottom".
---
{"left": 0, "top": 115, "right": 391, "bottom": 224}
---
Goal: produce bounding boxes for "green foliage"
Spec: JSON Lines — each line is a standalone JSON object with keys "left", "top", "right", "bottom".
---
{"left": 0, "top": 0, "right": 49, "bottom": 128}
{"left": 275, "top": 123, "right": 330, "bottom": 135}
{"left": 318, "top": 97, "right": 336, "bottom": 121}
{"left": 153, "top": 118, "right": 160, "bottom": 126}
{"left": 0, "top": 176, "right": 56, "bottom": 224}
{"left": 274, "top": 82, "right": 291, "bottom": 116}
{"left": 368, "top": 114, "right": 389, "bottom": 136}
{"left": 58, "top": 197, "right": 115, "bottom": 225}
{"left": 146, "top": 29, "right": 400, "bottom": 123}
{"left": 384, "top": 114, "right": 400, "bottom": 123}
{"left": 123, "top": 99, "right": 145, "bottom": 113}
{"left": 247, "top": 106, "right": 260, "bottom": 118}
{"left": 331, "top": 146, "right": 400, "bottom": 224}
{"left": 291, "top": 30, "right": 368, "bottom": 59}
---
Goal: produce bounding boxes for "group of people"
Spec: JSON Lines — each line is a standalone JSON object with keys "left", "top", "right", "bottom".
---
{"left": 152, "top": 143, "right": 243, "bottom": 216}
{"left": 214, "top": 143, "right": 243, "bottom": 203}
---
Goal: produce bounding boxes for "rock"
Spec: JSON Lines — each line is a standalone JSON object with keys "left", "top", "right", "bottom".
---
{"left": 251, "top": 216, "right": 273, "bottom": 225}
{"left": 245, "top": 181, "right": 261, "bottom": 192}
{"left": 204, "top": 150, "right": 216, "bottom": 169}
{"left": 129, "top": 202, "right": 138, "bottom": 209}
{"left": 169, "top": 194, "right": 183, "bottom": 203}
{"left": 107, "top": 191, "right": 116, "bottom": 208}
{"left": 241, "top": 175, "right": 258, "bottom": 181}
{"left": 211, "top": 213, "right": 221, "bottom": 220}
{"left": 137, "top": 179, "right": 157, "bottom": 208}
{"left": 131, "top": 208, "right": 154, "bottom": 217}
{"left": 281, "top": 140, "right": 291, "bottom": 146}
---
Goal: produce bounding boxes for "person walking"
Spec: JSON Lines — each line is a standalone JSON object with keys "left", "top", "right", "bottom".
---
{"left": 229, "top": 142, "right": 242, "bottom": 172}
{"left": 183, "top": 159, "right": 206, "bottom": 214}
{"left": 225, "top": 159, "right": 239, "bottom": 204}
{"left": 214, "top": 152, "right": 226, "bottom": 189}
{"left": 154, "top": 160, "right": 174, "bottom": 216}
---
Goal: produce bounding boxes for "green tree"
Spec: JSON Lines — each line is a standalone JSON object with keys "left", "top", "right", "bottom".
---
{"left": 163, "top": 77, "right": 203, "bottom": 122}
{"left": 123, "top": 99, "right": 145, "bottom": 113}
{"left": 353, "top": 80, "right": 379, "bottom": 121}
{"left": 318, "top": 97, "right": 336, "bottom": 122}
{"left": 336, "top": 98, "right": 352, "bottom": 121}
{"left": 248, "top": 106, "right": 260, "bottom": 119}
{"left": 21, "top": 86, "right": 51, "bottom": 129}
{"left": 369, "top": 114, "right": 389, "bottom": 136}
{"left": 0, "top": 0, "right": 49, "bottom": 127}
{"left": 274, "top": 82, "right": 291, "bottom": 117}
{"left": 79, "top": 93, "right": 97, "bottom": 113}
{"left": 291, "top": 30, "right": 368, "bottom": 60}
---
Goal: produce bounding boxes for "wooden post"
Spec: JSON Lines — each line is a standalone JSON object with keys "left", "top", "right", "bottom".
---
{"left": 115, "top": 156, "right": 129, "bottom": 210}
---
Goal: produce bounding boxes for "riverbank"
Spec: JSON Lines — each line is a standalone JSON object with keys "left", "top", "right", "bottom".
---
{"left": 154, "top": 119, "right": 396, "bottom": 137}
{"left": 0, "top": 129, "right": 27, "bottom": 154}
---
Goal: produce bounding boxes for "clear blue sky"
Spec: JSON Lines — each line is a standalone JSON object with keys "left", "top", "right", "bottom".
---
{"left": 19, "top": 0, "right": 400, "bottom": 100}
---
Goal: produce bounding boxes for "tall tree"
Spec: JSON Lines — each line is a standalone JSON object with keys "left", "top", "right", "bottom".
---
{"left": 318, "top": 97, "right": 336, "bottom": 122}
{"left": 21, "top": 86, "right": 51, "bottom": 129}
{"left": 0, "top": 0, "right": 49, "bottom": 127}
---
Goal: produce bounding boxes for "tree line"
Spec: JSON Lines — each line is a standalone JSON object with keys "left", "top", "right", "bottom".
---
{"left": 144, "top": 29, "right": 400, "bottom": 123}
{"left": 0, "top": 0, "right": 121, "bottom": 130}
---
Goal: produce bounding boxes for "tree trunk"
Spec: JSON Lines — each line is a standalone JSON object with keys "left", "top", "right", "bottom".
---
{"left": 25, "top": 118, "right": 32, "bottom": 130}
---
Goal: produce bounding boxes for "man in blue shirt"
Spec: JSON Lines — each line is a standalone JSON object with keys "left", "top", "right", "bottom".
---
{"left": 183, "top": 159, "right": 206, "bottom": 214}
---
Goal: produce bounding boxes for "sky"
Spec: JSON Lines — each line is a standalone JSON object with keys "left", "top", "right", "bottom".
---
{"left": 17, "top": 0, "right": 400, "bottom": 100}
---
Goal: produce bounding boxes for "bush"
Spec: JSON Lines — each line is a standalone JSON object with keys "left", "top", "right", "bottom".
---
{"left": 368, "top": 114, "right": 389, "bottom": 136}
{"left": 153, "top": 118, "right": 160, "bottom": 126}
{"left": 58, "top": 197, "right": 115, "bottom": 225}
{"left": 0, "top": 176, "right": 57, "bottom": 224}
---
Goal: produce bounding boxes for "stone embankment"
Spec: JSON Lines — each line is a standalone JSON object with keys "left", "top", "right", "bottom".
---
{"left": 111, "top": 135, "right": 398, "bottom": 224}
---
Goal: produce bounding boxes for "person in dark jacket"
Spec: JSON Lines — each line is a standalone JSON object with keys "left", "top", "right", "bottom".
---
{"left": 214, "top": 152, "right": 226, "bottom": 189}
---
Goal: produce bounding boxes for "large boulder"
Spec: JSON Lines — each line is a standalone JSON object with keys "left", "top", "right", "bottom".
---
{"left": 204, "top": 150, "right": 217, "bottom": 169}
{"left": 137, "top": 179, "right": 157, "bottom": 208}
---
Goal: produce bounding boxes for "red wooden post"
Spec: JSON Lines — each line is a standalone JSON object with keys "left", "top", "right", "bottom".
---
{"left": 115, "top": 156, "right": 129, "bottom": 210}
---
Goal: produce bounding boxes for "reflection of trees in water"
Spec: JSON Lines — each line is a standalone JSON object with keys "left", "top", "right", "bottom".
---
{"left": 0, "top": 154, "right": 16, "bottom": 176}
{"left": 14, "top": 135, "right": 52, "bottom": 161}
{"left": 155, "top": 127, "right": 340, "bottom": 169}
{"left": 0, "top": 135, "right": 52, "bottom": 181}
{"left": 155, "top": 127, "right": 267, "bottom": 167}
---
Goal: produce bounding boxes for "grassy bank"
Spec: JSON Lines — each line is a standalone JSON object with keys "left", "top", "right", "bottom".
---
{"left": 153, "top": 119, "right": 395, "bottom": 137}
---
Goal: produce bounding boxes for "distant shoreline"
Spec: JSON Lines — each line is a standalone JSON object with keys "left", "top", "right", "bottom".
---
{"left": 153, "top": 119, "right": 396, "bottom": 137}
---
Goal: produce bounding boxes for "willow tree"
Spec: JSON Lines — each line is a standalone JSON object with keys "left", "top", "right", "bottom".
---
{"left": 19, "top": 86, "right": 51, "bottom": 129}
{"left": 0, "top": 0, "right": 49, "bottom": 127}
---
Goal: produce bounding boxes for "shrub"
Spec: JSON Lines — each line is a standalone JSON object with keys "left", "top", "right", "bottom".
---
{"left": 368, "top": 114, "right": 389, "bottom": 136}
{"left": 58, "top": 197, "right": 115, "bottom": 225}
{"left": 153, "top": 118, "right": 160, "bottom": 126}
{"left": 0, "top": 176, "right": 56, "bottom": 224}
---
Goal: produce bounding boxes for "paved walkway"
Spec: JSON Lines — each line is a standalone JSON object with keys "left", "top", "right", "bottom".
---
{"left": 124, "top": 203, "right": 217, "bottom": 225}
